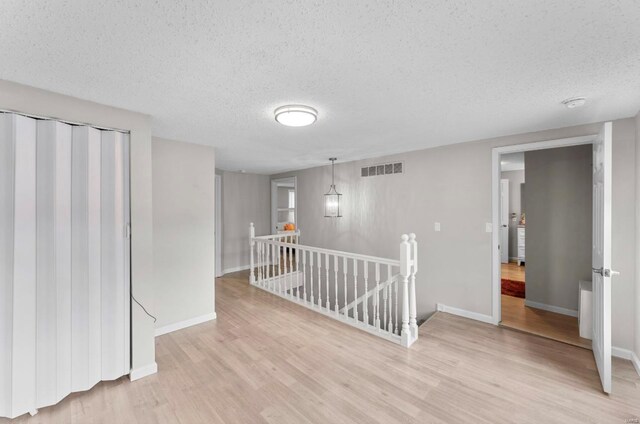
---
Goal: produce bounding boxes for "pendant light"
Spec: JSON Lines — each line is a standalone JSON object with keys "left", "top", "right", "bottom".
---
{"left": 324, "top": 158, "right": 342, "bottom": 218}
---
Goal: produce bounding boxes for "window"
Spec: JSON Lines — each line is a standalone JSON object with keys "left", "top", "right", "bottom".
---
{"left": 288, "top": 190, "right": 295, "bottom": 209}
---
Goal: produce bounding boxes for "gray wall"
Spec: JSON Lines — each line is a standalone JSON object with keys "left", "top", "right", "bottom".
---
{"left": 221, "top": 171, "right": 270, "bottom": 272}
{"left": 273, "top": 118, "right": 637, "bottom": 351}
{"left": 153, "top": 138, "right": 216, "bottom": 328}
{"left": 524, "top": 145, "right": 592, "bottom": 312}
{"left": 0, "top": 79, "right": 156, "bottom": 373}
{"left": 500, "top": 170, "right": 525, "bottom": 259}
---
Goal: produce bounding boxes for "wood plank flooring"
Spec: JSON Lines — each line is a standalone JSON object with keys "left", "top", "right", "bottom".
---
{"left": 4, "top": 270, "right": 639, "bottom": 423}
{"left": 500, "top": 263, "right": 592, "bottom": 349}
{"left": 501, "top": 262, "right": 526, "bottom": 282}
{"left": 501, "top": 294, "right": 592, "bottom": 349}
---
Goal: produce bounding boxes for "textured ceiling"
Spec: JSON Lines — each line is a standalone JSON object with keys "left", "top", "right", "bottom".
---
{"left": 1, "top": 1, "right": 639, "bottom": 174}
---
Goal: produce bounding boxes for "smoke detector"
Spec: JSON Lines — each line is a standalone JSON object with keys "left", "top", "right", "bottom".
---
{"left": 562, "top": 97, "right": 586, "bottom": 109}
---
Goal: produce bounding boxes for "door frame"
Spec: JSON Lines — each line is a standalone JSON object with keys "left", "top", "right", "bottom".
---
{"left": 215, "top": 174, "right": 223, "bottom": 277}
{"left": 490, "top": 134, "right": 596, "bottom": 324}
{"left": 500, "top": 178, "right": 509, "bottom": 264}
{"left": 271, "top": 176, "right": 297, "bottom": 234}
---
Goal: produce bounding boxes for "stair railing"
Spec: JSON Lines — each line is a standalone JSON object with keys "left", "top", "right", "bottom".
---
{"left": 249, "top": 223, "right": 418, "bottom": 347}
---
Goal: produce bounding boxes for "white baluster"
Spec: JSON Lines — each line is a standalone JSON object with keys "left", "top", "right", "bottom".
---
{"left": 383, "top": 279, "right": 388, "bottom": 331}
{"left": 269, "top": 242, "right": 273, "bottom": 285}
{"left": 271, "top": 242, "right": 277, "bottom": 292}
{"left": 353, "top": 258, "right": 358, "bottom": 322}
{"left": 325, "top": 253, "right": 330, "bottom": 310}
{"left": 399, "top": 234, "right": 411, "bottom": 346}
{"left": 316, "top": 252, "right": 322, "bottom": 308}
{"left": 249, "top": 223, "right": 255, "bottom": 284}
{"left": 363, "top": 261, "right": 368, "bottom": 325}
{"left": 334, "top": 255, "right": 339, "bottom": 315}
{"left": 386, "top": 265, "right": 391, "bottom": 332}
{"left": 394, "top": 276, "right": 399, "bottom": 335}
{"left": 302, "top": 249, "right": 307, "bottom": 303}
{"left": 289, "top": 237, "right": 294, "bottom": 298}
{"left": 374, "top": 263, "right": 380, "bottom": 330}
{"left": 296, "top": 246, "right": 301, "bottom": 300}
{"left": 257, "top": 241, "right": 262, "bottom": 284}
{"left": 409, "top": 233, "right": 418, "bottom": 339}
{"left": 310, "top": 250, "right": 315, "bottom": 305}
{"left": 343, "top": 256, "right": 348, "bottom": 318}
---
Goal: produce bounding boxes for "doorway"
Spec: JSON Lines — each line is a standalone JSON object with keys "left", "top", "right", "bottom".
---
{"left": 271, "top": 176, "right": 297, "bottom": 233}
{"left": 491, "top": 124, "right": 615, "bottom": 393}
{"left": 215, "top": 174, "right": 222, "bottom": 277}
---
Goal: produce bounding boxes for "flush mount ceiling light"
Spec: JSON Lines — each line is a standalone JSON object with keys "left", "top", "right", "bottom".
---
{"left": 274, "top": 105, "right": 318, "bottom": 127}
{"left": 562, "top": 97, "right": 587, "bottom": 109}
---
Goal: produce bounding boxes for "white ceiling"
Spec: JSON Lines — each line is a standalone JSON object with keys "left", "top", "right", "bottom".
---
{"left": 1, "top": 1, "right": 639, "bottom": 174}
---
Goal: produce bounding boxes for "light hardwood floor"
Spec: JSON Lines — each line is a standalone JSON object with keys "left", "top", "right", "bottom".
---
{"left": 500, "top": 263, "right": 592, "bottom": 349}
{"left": 501, "top": 294, "right": 592, "bottom": 349}
{"left": 501, "top": 262, "right": 526, "bottom": 282}
{"left": 4, "top": 270, "right": 639, "bottom": 423}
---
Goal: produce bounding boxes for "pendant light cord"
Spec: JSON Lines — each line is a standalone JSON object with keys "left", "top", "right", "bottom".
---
{"left": 330, "top": 157, "right": 336, "bottom": 187}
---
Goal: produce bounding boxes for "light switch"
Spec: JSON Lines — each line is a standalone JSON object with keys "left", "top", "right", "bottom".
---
{"left": 434, "top": 222, "right": 441, "bottom": 232}
{"left": 485, "top": 223, "right": 493, "bottom": 233}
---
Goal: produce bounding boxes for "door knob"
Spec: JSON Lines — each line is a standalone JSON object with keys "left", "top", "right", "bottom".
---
{"left": 592, "top": 267, "right": 620, "bottom": 277}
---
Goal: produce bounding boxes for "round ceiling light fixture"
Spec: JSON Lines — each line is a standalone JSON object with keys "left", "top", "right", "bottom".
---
{"left": 274, "top": 104, "right": 318, "bottom": 127}
{"left": 562, "top": 97, "right": 586, "bottom": 109}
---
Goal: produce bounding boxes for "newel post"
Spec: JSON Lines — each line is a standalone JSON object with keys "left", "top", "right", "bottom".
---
{"left": 400, "top": 234, "right": 411, "bottom": 347}
{"left": 249, "top": 222, "right": 255, "bottom": 284}
{"left": 409, "top": 233, "right": 418, "bottom": 340}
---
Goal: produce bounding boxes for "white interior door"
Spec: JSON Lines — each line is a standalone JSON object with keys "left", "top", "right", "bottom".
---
{"left": 500, "top": 179, "right": 509, "bottom": 264}
{"left": 0, "top": 113, "right": 130, "bottom": 419}
{"left": 592, "top": 121, "right": 615, "bottom": 394}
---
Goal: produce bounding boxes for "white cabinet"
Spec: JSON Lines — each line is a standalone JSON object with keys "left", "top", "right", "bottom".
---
{"left": 517, "top": 226, "right": 525, "bottom": 266}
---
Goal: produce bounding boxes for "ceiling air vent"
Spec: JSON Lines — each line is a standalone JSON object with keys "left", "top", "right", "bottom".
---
{"left": 361, "top": 162, "right": 404, "bottom": 178}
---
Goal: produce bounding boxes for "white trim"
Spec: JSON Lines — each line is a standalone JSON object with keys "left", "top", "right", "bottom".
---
{"left": 436, "top": 303, "right": 497, "bottom": 325}
{"left": 611, "top": 348, "right": 640, "bottom": 376}
{"left": 155, "top": 312, "right": 217, "bottom": 337}
{"left": 222, "top": 264, "right": 250, "bottom": 274}
{"left": 129, "top": 362, "right": 158, "bottom": 381}
{"left": 524, "top": 300, "right": 578, "bottom": 317}
{"left": 611, "top": 346, "right": 633, "bottom": 360}
{"left": 491, "top": 134, "right": 597, "bottom": 324}
{"left": 632, "top": 352, "right": 640, "bottom": 377}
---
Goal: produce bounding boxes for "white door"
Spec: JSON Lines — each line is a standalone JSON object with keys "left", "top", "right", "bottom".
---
{"left": 0, "top": 113, "right": 130, "bottom": 419}
{"left": 592, "top": 122, "right": 615, "bottom": 394}
{"left": 500, "top": 179, "right": 509, "bottom": 264}
{"left": 215, "top": 175, "right": 222, "bottom": 277}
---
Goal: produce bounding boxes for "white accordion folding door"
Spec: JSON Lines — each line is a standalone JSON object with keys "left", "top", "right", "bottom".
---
{"left": 0, "top": 112, "right": 130, "bottom": 419}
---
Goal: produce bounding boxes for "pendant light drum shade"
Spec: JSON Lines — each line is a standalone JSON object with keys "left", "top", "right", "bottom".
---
{"left": 324, "top": 158, "right": 342, "bottom": 217}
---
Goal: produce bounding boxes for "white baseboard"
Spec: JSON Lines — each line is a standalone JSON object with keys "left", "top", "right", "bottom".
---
{"left": 612, "top": 346, "right": 632, "bottom": 360}
{"left": 611, "top": 347, "right": 640, "bottom": 376}
{"left": 524, "top": 300, "right": 578, "bottom": 317}
{"left": 632, "top": 352, "right": 640, "bottom": 377}
{"left": 155, "top": 312, "right": 217, "bottom": 337}
{"left": 436, "top": 303, "right": 497, "bottom": 325}
{"left": 129, "top": 362, "right": 158, "bottom": 381}
{"left": 222, "top": 264, "right": 250, "bottom": 274}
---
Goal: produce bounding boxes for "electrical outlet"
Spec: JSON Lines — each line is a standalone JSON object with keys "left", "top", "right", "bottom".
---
{"left": 434, "top": 222, "right": 441, "bottom": 232}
